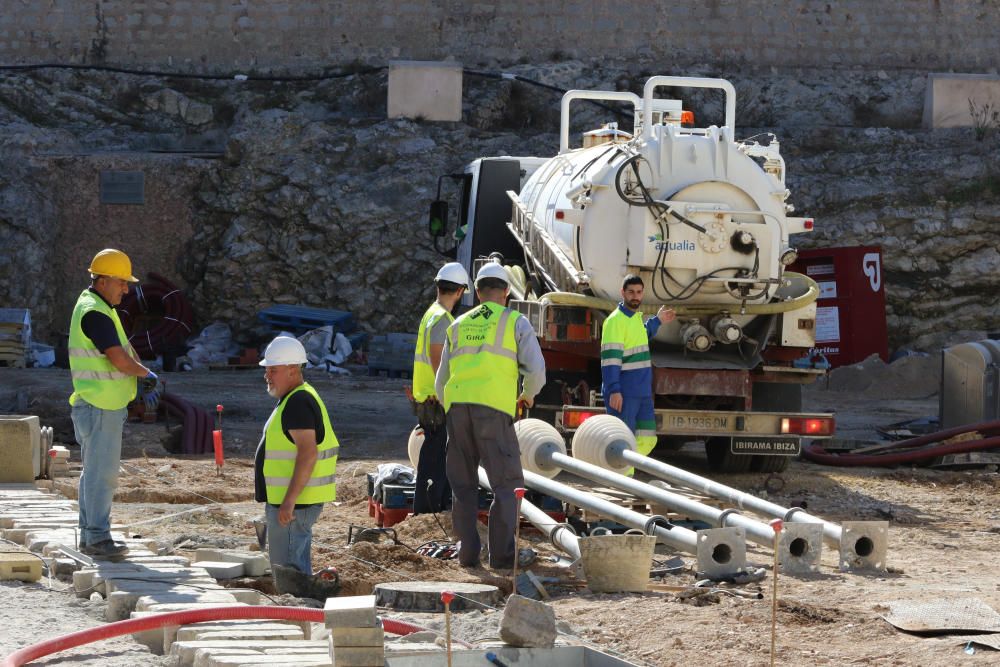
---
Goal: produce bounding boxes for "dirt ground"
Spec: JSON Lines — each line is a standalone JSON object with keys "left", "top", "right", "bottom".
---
{"left": 2, "top": 366, "right": 1000, "bottom": 666}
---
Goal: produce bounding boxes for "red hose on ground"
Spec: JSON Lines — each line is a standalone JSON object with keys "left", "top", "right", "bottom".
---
{"left": 802, "top": 435, "right": 1000, "bottom": 467}
{"left": 870, "top": 419, "right": 1000, "bottom": 453}
{"left": 1, "top": 606, "right": 429, "bottom": 667}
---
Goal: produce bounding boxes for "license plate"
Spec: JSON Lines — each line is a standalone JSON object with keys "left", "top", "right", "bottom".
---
{"left": 662, "top": 414, "right": 732, "bottom": 432}
{"left": 730, "top": 437, "right": 801, "bottom": 456}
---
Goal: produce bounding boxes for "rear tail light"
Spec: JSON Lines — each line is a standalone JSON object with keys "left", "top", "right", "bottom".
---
{"left": 563, "top": 411, "right": 598, "bottom": 429}
{"left": 781, "top": 417, "right": 834, "bottom": 436}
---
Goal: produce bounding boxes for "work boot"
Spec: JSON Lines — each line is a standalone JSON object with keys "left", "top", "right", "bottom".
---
{"left": 82, "top": 539, "right": 129, "bottom": 559}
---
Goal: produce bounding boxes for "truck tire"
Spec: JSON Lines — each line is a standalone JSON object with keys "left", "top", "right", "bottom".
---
{"left": 749, "top": 455, "right": 790, "bottom": 473}
{"left": 749, "top": 382, "right": 802, "bottom": 473}
{"left": 705, "top": 437, "right": 754, "bottom": 473}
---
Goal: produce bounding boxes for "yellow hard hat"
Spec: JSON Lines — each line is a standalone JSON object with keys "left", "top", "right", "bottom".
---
{"left": 87, "top": 249, "right": 138, "bottom": 282}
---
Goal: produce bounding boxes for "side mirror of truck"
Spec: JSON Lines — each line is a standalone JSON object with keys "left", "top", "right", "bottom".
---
{"left": 428, "top": 200, "right": 448, "bottom": 237}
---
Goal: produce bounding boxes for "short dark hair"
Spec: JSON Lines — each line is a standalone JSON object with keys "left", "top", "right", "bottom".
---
{"left": 436, "top": 279, "right": 465, "bottom": 295}
{"left": 622, "top": 274, "right": 644, "bottom": 290}
{"left": 476, "top": 277, "right": 509, "bottom": 292}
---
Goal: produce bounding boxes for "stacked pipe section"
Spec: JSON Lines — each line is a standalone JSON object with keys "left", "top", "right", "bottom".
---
{"left": 572, "top": 415, "right": 887, "bottom": 571}
{"left": 118, "top": 272, "right": 194, "bottom": 359}
{"left": 512, "top": 421, "right": 746, "bottom": 578}
{"left": 517, "top": 418, "right": 823, "bottom": 574}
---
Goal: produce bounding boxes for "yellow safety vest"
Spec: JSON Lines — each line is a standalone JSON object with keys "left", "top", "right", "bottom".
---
{"left": 262, "top": 382, "right": 338, "bottom": 505}
{"left": 443, "top": 301, "right": 521, "bottom": 418}
{"left": 412, "top": 301, "right": 453, "bottom": 402}
{"left": 601, "top": 308, "right": 652, "bottom": 373}
{"left": 68, "top": 289, "right": 138, "bottom": 410}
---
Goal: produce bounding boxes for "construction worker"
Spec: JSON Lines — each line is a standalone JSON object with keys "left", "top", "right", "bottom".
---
{"left": 410, "top": 261, "right": 471, "bottom": 515}
{"left": 255, "top": 336, "right": 338, "bottom": 574}
{"left": 435, "top": 262, "right": 546, "bottom": 569}
{"left": 69, "top": 248, "right": 158, "bottom": 558}
{"left": 601, "top": 274, "right": 675, "bottom": 471}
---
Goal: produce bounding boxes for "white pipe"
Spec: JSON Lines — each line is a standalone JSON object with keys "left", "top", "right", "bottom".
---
{"left": 641, "top": 76, "right": 737, "bottom": 139}
{"left": 559, "top": 90, "right": 642, "bottom": 153}
{"left": 477, "top": 468, "right": 581, "bottom": 560}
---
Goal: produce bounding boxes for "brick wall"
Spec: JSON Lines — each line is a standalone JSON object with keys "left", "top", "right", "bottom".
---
{"left": 0, "top": 0, "right": 997, "bottom": 73}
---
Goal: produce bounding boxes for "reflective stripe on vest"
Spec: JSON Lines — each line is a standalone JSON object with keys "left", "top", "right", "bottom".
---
{"left": 262, "top": 382, "right": 338, "bottom": 505}
{"left": 443, "top": 302, "right": 521, "bottom": 418}
{"left": 412, "top": 302, "right": 453, "bottom": 402}
{"left": 601, "top": 309, "right": 651, "bottom": 371}
{"left": 68, "top": 289, "right": 139, "bottom": 410}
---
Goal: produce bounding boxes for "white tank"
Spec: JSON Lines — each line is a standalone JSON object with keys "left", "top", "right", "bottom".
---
{"left": 513, "top": 77, "right": 813, "bottom": 347}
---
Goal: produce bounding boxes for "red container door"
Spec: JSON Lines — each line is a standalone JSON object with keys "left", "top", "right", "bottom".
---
{"left": 790, "top": 246, "right": 888, "bottom": 368}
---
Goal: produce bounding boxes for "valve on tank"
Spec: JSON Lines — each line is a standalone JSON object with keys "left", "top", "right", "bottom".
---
{"left": 730, "top": 229, "right": 756, "bottom": 255}
{"left": 680, "top": 320, "right": 714, "bottom": 352}
{"left": 710, "top": 314, "right": 742, "bottom": 344}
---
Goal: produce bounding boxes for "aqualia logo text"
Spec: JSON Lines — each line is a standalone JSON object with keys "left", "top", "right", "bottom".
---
{"left": 648, "top": 234, "right": 695, "bottom": 252}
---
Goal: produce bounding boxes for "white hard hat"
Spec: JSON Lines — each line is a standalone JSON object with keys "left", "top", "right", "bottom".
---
{"left": 435, "top": 262, "right": 471, "bottom": 290}
{"left": 259, "top": 336, "right": 308, "bottom": 366}
{"left": 475, "top": 262, "right": 510, "bottom": 286}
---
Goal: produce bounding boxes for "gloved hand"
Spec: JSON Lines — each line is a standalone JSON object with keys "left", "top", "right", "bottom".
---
{"left": 142, "top": 387, "right": 160, "bottom": 412}
{"left": 141, "top": 371, "right": 158, "bottom": 393}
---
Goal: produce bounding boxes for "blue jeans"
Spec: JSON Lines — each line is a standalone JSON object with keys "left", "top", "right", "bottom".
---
{"left": 265, "top": 503, "right": 323, "bottom": 574}
{"left": 71, "top": 400, "right": 127, "bottom": 547}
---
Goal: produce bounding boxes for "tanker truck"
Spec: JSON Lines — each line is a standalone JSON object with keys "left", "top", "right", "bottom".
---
{"left": 427, "top": 76, "right": 834, "bottom": 473}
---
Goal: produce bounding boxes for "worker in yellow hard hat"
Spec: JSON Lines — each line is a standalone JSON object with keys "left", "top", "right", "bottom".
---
{"left": 68, "top": 248, "right": 158, "bottom": 559}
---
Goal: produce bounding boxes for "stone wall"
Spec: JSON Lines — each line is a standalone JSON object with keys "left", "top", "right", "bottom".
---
{"left": 1, "top": 0, "right": 999, "bottom": 73}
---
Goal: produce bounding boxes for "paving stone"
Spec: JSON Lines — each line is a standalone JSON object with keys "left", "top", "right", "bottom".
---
{"left": 136, "top": 600, "right": 249, "bottom": 613}
{"left": 171, "top": 639, "right": 324, "bottom": 665}
{"left": 499, "top": 594, "right": 557, "bottom": 648}
{"left": 186, "top": 627, "right": 306, "bottom": 643}
{"left": 329, "top": 619, "right": 383, "bottom": 647}
{"left": 0, "top": 550, "right": 42, "bottom": 582}
{"left": 323, "top": 595, "right": 377, "bottom": 628}
{"left": 206, "top": 655, "right": 331, "bottom": 667}
{"left": 194, "top": 560, "right": 245, "bottom": 579}
{"left": 109, "top": 586, "right": 236, "bottom": 621}
{"left": 194, "top": 549, "right": 270, "bottom": 577}
{"left": 330, "top": 644, "right": 384, "bottom": 667}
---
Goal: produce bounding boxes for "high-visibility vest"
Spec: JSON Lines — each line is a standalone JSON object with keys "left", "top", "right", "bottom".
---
{"left": 412, "top": 301, "right": 453, "bottom": 402}
{"left": 601, "top": 307, "right": 652, "bottom": 372}
{"left": 443, "top": 301, "right": 521, "bottom": 417}
{"left": 262, "top": 382, "right": 338, "bottom": 505}
{"left": 68, "top": 289, "right": 138, "bottom": 410}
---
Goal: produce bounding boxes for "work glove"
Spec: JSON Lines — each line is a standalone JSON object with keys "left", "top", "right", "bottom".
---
{"left": 142, "top": 387, "right": 160, "bottom": 412}
{"left": 141, "top": 371, "right": 158, "bottom": 393}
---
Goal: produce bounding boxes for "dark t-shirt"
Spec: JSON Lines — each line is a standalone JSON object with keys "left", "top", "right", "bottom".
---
{"left": 80, "top": 289, "right": 121, "bottom": 352}
{"left": 254, "top": 388, "right": 325, "bottom": 506}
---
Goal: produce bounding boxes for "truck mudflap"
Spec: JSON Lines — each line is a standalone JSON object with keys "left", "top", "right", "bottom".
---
{"left": 557, "top": 405, "right": 835, "bottom": 457}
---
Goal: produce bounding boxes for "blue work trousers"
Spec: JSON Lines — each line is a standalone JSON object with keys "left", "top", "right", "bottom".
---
{"left": 265, "top": 503, "right": 324, "bottom": 574}
{"left": 71, "top": 400, "right": 127, "bottom": 547}
{"left": 607, "top": 395, "right": 658, "bottom": 458}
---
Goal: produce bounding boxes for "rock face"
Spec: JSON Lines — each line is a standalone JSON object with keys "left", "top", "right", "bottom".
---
{"left": 0, "top": 62, "right": 997, "bottom": 351}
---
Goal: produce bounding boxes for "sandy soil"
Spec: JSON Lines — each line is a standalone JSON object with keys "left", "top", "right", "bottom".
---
{"left": 2, "top": 366, "right": 999, "bottom": 666}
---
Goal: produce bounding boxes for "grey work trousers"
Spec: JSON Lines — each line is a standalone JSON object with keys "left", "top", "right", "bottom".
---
{"left": 445, "top": 403, "right": 524, "bottom": 568}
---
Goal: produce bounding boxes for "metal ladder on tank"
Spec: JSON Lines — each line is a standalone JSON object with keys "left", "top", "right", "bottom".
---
{"left": 505, "top": 189, "right": 590, "bottom": 294}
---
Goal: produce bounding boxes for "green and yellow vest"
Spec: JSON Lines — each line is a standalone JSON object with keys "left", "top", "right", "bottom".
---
{"left": 68, "top": 289, "right": 138, "bottom": 410}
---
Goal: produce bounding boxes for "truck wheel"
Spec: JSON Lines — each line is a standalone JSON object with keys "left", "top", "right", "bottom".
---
{"left": 705, "top": 437, "right": 753, "bottom": 473}
{"left": 750, "top": 455, "right": 790, "bottom": 473}
{"left": 656, "top": 435, "right": 688, "bottom": 452}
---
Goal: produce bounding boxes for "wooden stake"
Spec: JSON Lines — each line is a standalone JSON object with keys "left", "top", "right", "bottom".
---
{"left": 769, "top": 518, "right": 783, "bottom": 667}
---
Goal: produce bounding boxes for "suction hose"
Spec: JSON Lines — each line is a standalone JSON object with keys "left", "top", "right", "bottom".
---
{"left": 539, "top": 271, "right": 819, "bottom": 316}
{"left": 802, "top": 435, "right": 1000, "bottom": 467}
{"left": 1, "top": 606, "right": 428, "bottom": 667}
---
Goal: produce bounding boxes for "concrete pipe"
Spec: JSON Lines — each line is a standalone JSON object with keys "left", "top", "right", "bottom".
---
{"left": 573, "top": 424, "right": 887, "bottom": 572}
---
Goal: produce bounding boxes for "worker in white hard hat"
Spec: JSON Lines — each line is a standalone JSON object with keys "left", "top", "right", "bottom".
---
{"left": 68, "top": 248, "right": 157, "bottom": 559}
{"left": 254, "top": 336, "right": 339, "bottom": 577}
{"left": 435, "top": 262, "right": 546, "bottom": 569}
{"left": 410, "top": 261, "right": 471, "bottom": 515}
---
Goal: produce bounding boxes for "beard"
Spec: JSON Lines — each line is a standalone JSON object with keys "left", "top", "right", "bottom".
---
{"left": 266, "top": 384, "right": 279, "bottom": 398}
{"left": 626, "top": 299, "right": 642, "bottom": 310}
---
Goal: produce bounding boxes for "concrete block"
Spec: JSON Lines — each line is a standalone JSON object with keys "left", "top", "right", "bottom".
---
{"left": 194, "top": 560, "right": 245, "bottom": 579}
{"left": 329, "top": 619, "right": 383, "bottom": 647}
{"left": 226, "top": 588, "right": 264, "bottom": 605}
{"left": 330, "top": 644, "right": 384, "bottom": 666}
{"left": 110, "top": 587, "right": 236, "bottom": 621}
{"left": 187, "top": 627, "right": 306, "bottom": 643}
{"left": 0, "top": 415, "right": 40, "bottom": 481}
{"left": 923, "top": 73, "right": 1000, "bottom": 128}
{"left": 171, "top": 640, "right": 324, "bottom": 665}
{"left": 499, "top": 594, "right": 556, "bottom": 648}
{"left": 136, "top": 600, "right": 248, "bottom": 613}
{"left": 387, "top": 60, "right": 462, "bottom": 122}
{"left": 323, "top": 595, "right": 377, "bottom": 628}
{"left": 194, "top": 549, "right": 269, "bottom": 577}
{"left": 175, "top": 621, "right": 305, "bottom": 644}
{"left": 0, "top": 550, "right": 43, "bottom": 581}
{"left": 207, "top": 654, "right": 331, "bottom": 666}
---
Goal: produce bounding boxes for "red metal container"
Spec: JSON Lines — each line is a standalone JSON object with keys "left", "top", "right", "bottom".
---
{"left": 789, "top": 246, "right": 888, "bottom": 368}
